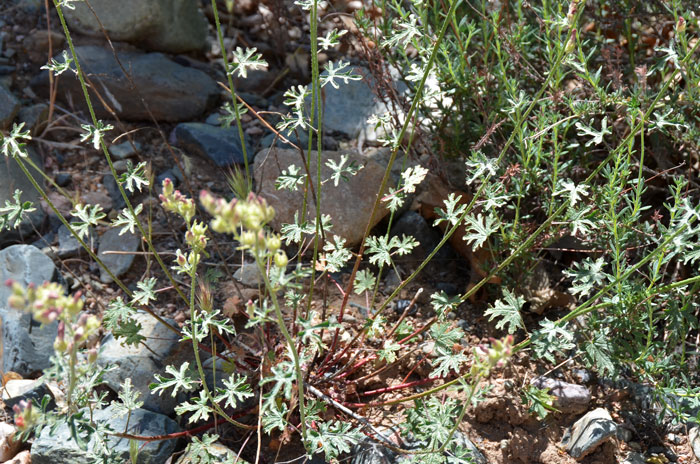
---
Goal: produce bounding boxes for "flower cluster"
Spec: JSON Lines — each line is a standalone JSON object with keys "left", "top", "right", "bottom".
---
{"left": 200, "top": 190, "right": 275, "bottom": 233}
{"left": 13, "top": 400, "right": 35, "bottom": 431}
{"left": 200, "top": 190, "right": 287, "bottom": 268}
{"left": 160, "top": 178, "right": 195, "bottom": 223}
{"left": 6, "top": 280, "right": 100, "bottom": 354}
{"left": 471, "top": 335, "right": 514, "bottom": 377}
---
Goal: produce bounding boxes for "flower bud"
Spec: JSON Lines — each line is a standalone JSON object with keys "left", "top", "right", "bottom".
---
{"left": 88, "top": 345, "right": 99, "bottom": 364}
{"left": 274, "top": 250, "right": 289, "bottom": 269}
{"left": 676, "top": 17, "right": 686, "bottom": 35}
{"left": 565, "top": 29, "right": 577, "bottom": 54}
{"left": 266, "top": 236, "right": 281, "bottom": 253}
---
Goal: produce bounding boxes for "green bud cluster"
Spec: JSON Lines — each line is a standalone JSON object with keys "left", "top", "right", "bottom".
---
{"left": 200, "top": 190, "right": 275, "bottom": 233}
{"left": 471, "top": 335, "right": 514, "bottom": 377}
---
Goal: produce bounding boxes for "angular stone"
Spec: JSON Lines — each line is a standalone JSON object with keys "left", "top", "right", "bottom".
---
{"left": 97, "top": 311, "right": 188, "bottom": 414}
{"left": 97, "top": 227, "right": 140, "bottom": 283}
{"left": 561, "top": 408, "right": 617, "bottom": 460}
{"left": 18, "top": 103, "right": 48, "bottom": 135}
{"left": 690, "top": 427, "right": 700, "bottom": 460}
{"left": 0, "top": 245, "right": 57, "bottom": 377}
{"left": 176, "top": 441, "right": 252, "bottom": 464}
{"left": 56, "top": 224, "right": 96, "bottom": 258}
{"left": 174, "top": 123, "right": 253, "bottom": 168}
{"left": 390, "top": 211, "right": 448, "bottom": 266}
{"left": 63, "top": 0, "right": 207, "bottom": 53}
{"left": 0, "top": 422, "right": 21, "bottom": 462}
{"left": 0, "top": 148, "right": 47, "bottom": 246}
{"left": 306, "top": 66, "right": 407, "bottom": 141}
{"left": 108, "top": 141, "right": 142, "bottom": 160}
{"left": 31, "top": 404, "right": 179, "bottom": 464}
{"left": 2, "top": 378, "right": 54, "bottom": 409}
{"left": 532, "top": 376, "right": 591, "bottom": 414}
{"left": 253, "top": 148, "right": 390, "bottom": 246}
{"left": 0, "top": 84, "right": 19, "bottom": 130}
{"left": 31, "top": 46, "right": 218, "bottom": 122}
{"left": 234, "top": 262, "right": 262, "bottom": 287}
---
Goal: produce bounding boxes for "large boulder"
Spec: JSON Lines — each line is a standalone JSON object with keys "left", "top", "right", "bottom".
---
{"left": 31, "top": 404, "right": 180, "bottom": 464}
{"left": 253, "top": 148, "right": 390, "bottom": 247}
{"left": 0, "top": 148, "right": 47, "bottom": 246}
{"left": 174, "top": 123, "right": 252, "bottom": 168}
{"left": 30, "top": 46, "right": 219, "bottom": 122}
{"left": 63, "top": 0, "right": 208, "bottom": 53}
{"left": 0, "top": 245, "right": 57, "bottom": 377}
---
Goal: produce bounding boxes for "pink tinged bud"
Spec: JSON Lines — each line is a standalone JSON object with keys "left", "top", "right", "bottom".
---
{"left": 78, "top": 313, "right": 89, "bottom": 326}
{"left": 5, "top": 278, "right": 14, "bottom": 287}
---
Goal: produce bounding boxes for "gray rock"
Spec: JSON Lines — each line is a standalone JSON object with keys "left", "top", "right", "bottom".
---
{"left": 11, "top": 0, "right": 41, "bottom": 13}
{"left": 260, "top": 129, "right": 309, "bottom": 150}
{"left": 234, "top": 262, "right": 262, "bottom": 287}
{"left": 390, "top": 211, "right": 445, "bottom": 265}
{"left": 63, "top": 0, "right": 207, "bottom": 53}
{"left": 622, "top": 452, "right": 646, "bottom": 464}
{"left": 306, "top": 66, "right": 407, "bottom": 141}
{"left": 31, "top": 46, "right": 218, "bottom": 122}
{"left": 109, "top": 141, "right": 142, "bottom": 160}
{"left": 97, "top": 311, "right": 186, "bottom": 414}
{"left": 351, "top": 430, "right": 396, "bottom": 464}
{"left": 97, "top": 227, "right": 140, "bottom": 283}
{"left": 18, "top": 103, "right": 48, "bottom": 135}
{"left": 0, "top": 245, "right": 56, "bottom": 377}
{"left": 253, "top": 148, "right": 390, "bottom": 246}
{"left": 103, "top": 174, "right": 129, "bottom": 211}
{"left": 561, "top": 408, "right": 617, "bottom": 460}
{"left": 176, "top": 440, "right": 252, "bottom": 464}
{"left": 55, "top": 173, "right": 72, "bottom": 187}
{"left": 56, "top": 224, "right": 96, "bottom": 258}
{"left": 0, "top": 84, "right": 19, "bottom": 130}
{"left": 0, "top": 147, "right": 47, "bottom": 245}
{"left": 689, "top": 427, "right": 700, "bottom": 460}
{"left": 174, "top": 123, "right": 253, "bottom": 168}
{"left": 532, "top": 376, "right": 591, "bottom": 414}
{"left": 2, "top": 378, "right": 54, "bottom": 409}
{"left": 31, "top": 404, "right": 180, "bottom": 464}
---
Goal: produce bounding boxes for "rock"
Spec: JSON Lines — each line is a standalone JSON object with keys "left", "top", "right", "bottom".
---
{"left": 389, "top": 211, "right": 446, "bottom": 265}
{"left": 31, "top": 403, "right": 179, "bottom": 464}
{"left": 689, "top": 427, "right": 700, "bottom": 460}
{"left": 109, "top": 141, "right": 142, "bottom": 160}
{"left": 0, "top": 422, "right": 21, "bottom": 462}
{"left": 103, "top": 174, "right": 129, "bottom": 211}
{"left": 351, "top": 430, "right": 396, "bottom": 464}
{"left": 0, "top": 84, "right": 19, "bottom": 130}
{"left": 5, "top": 450, "right": 30, "bottom": 464}
{"left": 260, "top": 129, "right": 309, "bottom": 151}
{"left": 531, "top": 377, "right": 591, "bottom": 414}
{"left": 253, "top": 148, "right": 390, "bottom": 246}
{"left": 156, "top": 170, "right": 179, "bottom": 189}
{"left": 81, "top": 191, "right": 112, "bottom": 212}
{"left": 55, "top": 172, "right": 72, "bottom": 187}
{"left": 0, "top": 148, "right": 47, "bottom": 245}
{"left": 18, "top": 103, "right": 48, "bottom": 134}
{"left": 622, "top": 452, "right": 646, "bottom": 464}
{"left": 234, "top": 69, "right": 275, "bottom": 94}
{"left": 97, "top": 311, "right": 187, "bottom": 414}
{"left": 561, "top": 408, "right": 617, "bottom": 460}
{"left": 97, "top": 227, "right": 140, "bottom": 283}
{"left": 0, "top": 245, "right": 57, "bottom": 377}
{"left": 63, "top": 0, "right": 207, "bottom": 53}
{"left": 234, "top": 262, "right": 262, "bottom": 287}
{"left": 175, "top": 441, "right": 252, "bottom": 464}
{"left": 174, "top": 123, "right": 253, "bottom": 168}
{"left": 31, "top": 46, "right": 218, "bottom": 122}
{"left": 56, "top": 224, "right": 96, "bottom": 258}
{"left": 2, "top": 378, "right": 54, "bottom": 409}
{"left": 306, "top": 66, "right": 406, "bottom": 141}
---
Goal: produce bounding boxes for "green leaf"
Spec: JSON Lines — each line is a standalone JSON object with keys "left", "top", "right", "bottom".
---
{"left": 484, "top": 289, "right": 525, "bottom": 334}
{"left": 463, "top": 213, "right": 498, "bottom": 250}
{"left": 150, "top": 362, "right": 198, "bottom": 397}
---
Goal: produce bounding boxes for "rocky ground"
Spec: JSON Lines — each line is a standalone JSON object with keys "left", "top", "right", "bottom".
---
{"left": 1, "top": 0, "right": 700, "bottom": 463}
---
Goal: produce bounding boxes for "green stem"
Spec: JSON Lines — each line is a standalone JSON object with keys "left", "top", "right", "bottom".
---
{"left": 210, "top": 0, "right": 251, "bottom": 191}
